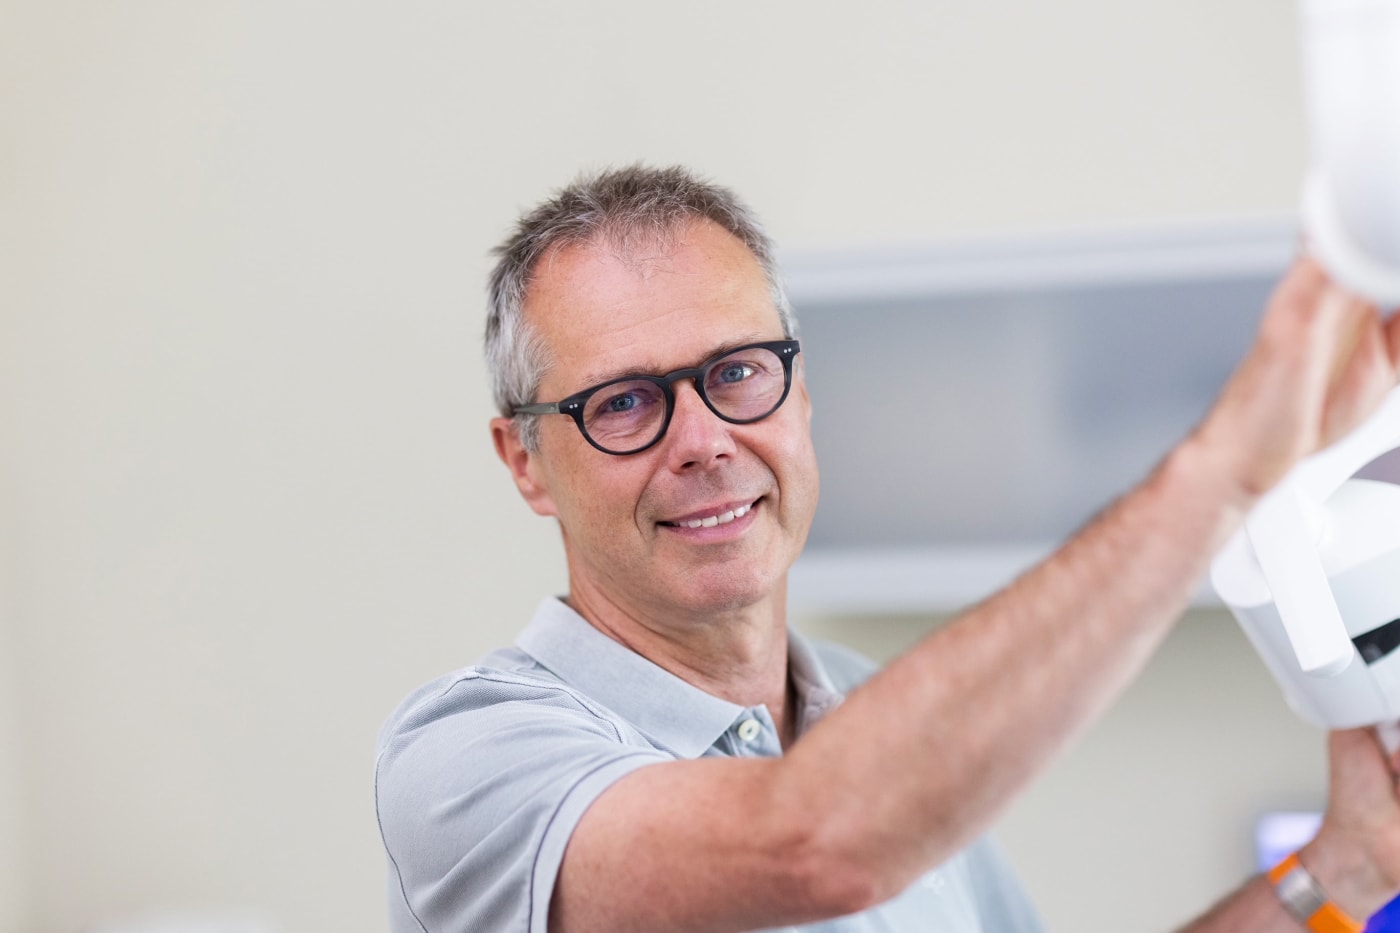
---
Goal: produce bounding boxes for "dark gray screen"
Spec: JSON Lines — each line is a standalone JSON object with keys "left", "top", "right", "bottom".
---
{"left": 799, "top": 275, "right": 1275, "bottom": 549}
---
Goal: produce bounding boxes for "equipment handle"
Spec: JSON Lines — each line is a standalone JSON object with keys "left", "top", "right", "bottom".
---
{"left": 1246, "top": 486, "right": 1356, "bottom": 675}
{"left": 1294, "top": 388, "right": 1400, "bottom": 507}
{"left": 1244, "top": 386, "right": 1400, "bottom": 677}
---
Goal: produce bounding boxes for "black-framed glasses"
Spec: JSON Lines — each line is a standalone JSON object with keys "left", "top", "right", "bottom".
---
{"left": 513, "top": 339, "right": 801, "bottom": 455}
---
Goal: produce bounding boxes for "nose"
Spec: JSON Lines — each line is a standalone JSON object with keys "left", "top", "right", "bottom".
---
{"left": 663, "top": 378, "right": 737, "bottom": 472}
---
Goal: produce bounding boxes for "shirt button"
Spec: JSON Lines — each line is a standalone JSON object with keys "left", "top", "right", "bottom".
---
{"left": 736, "top": 719, "right": 761, "bottom": 743}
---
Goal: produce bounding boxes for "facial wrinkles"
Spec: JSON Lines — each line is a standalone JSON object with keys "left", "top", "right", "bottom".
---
{"left": 636, "top": 452, "right": 775, "bottom": 532}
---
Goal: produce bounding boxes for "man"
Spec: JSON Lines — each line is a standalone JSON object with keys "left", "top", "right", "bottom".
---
{"left": 375, "top": 164, "right": 1400, "bottom": 932}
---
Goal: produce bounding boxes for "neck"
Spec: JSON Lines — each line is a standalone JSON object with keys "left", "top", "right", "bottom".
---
{"left": 564, "top": 578, "right": 794, "bottom": 744}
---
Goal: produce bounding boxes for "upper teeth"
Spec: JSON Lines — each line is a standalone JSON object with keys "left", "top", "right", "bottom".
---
{"left": 678, "top": 503, "right": 751, "bottom": 529}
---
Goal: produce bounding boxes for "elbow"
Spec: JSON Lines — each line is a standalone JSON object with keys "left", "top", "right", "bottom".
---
{"left": 762, "top": 761, "right": 935, "bottom": 921}
{"left": 793, "top": 856, "right": 891, "bottom": 919}
{"left": 778, "top": 815, "right": 907, "bottom": 919}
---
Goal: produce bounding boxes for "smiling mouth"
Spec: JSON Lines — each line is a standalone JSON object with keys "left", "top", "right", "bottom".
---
{"left": 660, "top": 500, "right": 756, "bottom": 529}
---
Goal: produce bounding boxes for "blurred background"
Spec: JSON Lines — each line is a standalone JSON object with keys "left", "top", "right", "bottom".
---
{"left": 0, "top": 1, "right": 1336, "bottom": 931}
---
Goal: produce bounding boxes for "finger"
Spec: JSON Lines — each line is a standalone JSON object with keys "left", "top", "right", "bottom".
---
{"left": 1259, "top": 259, "right": 1331, "bottom": 350}
{"left": 1260, "top": 267, "right": 1371, "bottom": 396}
{"left": 1321, "top": 303, "right": 1396, "bottom": 445}
{"left": 1282, "top": 254, "right": 1330, "bottom": 306}
{"left": 1386, "top": 309, "right": 1400, "bottom": 371}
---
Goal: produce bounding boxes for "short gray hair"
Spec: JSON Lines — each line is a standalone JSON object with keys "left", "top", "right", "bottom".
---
{"left": 484, "top": 164, "right": 796, "bottom": 451}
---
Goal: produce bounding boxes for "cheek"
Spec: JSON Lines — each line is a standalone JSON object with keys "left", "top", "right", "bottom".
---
{"left": 774, "top": 413, "right": 819, "bottom": 481}
{"left": 788, "top": 443, "right": 821, "bottom": 507}
{"left": 551, "top": 456, "right": 652, "bottom": 532}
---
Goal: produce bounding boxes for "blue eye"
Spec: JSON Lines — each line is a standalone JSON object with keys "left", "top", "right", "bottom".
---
{"left": 606, "top": 393, "right": 638, "bottom": 412}
{"left": 585, "top": 381, "right": 663, "bottom": 430}
{"left": 718, "top": 363, "right": 755, "bottom": 384}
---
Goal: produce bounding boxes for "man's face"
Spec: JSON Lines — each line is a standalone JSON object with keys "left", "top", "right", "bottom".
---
{"left": 492, "top": 220, "right": 819, "bottom": 624}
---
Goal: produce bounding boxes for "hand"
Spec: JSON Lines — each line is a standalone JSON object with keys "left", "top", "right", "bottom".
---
{"left": 1300, "top": 728, "right": 1400, "bottom": 920}
{"left": 1191, "top": 257, "right": 1400, "bottom": 508}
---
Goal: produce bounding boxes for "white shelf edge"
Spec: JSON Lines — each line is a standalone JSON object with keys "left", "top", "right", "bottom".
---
{"left": 789, "top": 545, "right": 1223, "bottom": 615}
{"left": 781, "top": 216, "right": 1299, "bottom": 306}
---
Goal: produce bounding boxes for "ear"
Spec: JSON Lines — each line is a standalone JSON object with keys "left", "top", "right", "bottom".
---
{"left": 490, "top": 417, "right": 559, "bottom": 518}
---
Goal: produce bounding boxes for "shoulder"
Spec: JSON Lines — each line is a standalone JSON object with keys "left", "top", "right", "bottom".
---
{"left": 374, "top": 651, "right": 671, "bottom": 933}
{"left": 375, "top": 649, "right": 637, "bottom": 773}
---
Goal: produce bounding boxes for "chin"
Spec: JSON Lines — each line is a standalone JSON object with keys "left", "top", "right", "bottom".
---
{"left": 671, "top": 564, "right": 785, "bottom": 616}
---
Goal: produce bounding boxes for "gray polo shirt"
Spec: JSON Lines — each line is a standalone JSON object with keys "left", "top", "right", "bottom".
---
{"left": 375, "top": 598, "right": 1044, "bottom": 933}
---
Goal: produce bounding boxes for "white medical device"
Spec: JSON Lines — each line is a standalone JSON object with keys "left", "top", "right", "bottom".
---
{"left": 1210, "top": 0, "right": 1400, "bottom": 735}
{"left": 1211, "top": 394, "right": 1400, "bottom": 729}
{"left": 1299, "top": 0, "right": 1400, "bottom": 307}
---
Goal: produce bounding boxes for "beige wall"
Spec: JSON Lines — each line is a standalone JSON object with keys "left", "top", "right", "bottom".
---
{"left": 2, "top": 2, "right": 1318, "bottom": 931}
{"left": 0, "top": 575, "right": 25, "bottom": 932}
{"left": 1, "top": 92, "right": 29, "bottom": 928}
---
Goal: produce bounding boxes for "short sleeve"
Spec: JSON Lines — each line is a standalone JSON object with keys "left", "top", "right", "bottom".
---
{"left": 965, "top": 836, "right": 1046, "bottom": 933}
{"left": 375, "top": 671, "right": 670, "bottom": 933}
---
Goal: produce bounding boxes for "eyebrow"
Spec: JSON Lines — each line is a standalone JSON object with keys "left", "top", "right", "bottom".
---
{"left": 574, "top": 334, "right": 774, "bottom": 389}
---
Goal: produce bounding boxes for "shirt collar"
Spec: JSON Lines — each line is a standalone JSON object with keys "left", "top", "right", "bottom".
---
{"left": 787, "top": 626, "right": 846, "bottom": 733}
{"left": 515, "top": 598, "right": 746, "bottom": 758}
{"left": 514, "top": 598, "right": 847, "bottom": 757}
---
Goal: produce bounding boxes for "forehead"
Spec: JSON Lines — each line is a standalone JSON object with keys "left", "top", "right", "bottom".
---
{"left": 522, "top": 220, "right": 784, "bottom": 391}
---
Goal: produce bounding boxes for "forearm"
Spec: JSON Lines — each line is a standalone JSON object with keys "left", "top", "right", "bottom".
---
{"left": 777, "top": 433, "right": 1255, "bottom": 895}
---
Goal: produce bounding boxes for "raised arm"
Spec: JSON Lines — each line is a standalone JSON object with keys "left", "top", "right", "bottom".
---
{"left": 549, "top": 258, "right": 1400, "bottom": 932}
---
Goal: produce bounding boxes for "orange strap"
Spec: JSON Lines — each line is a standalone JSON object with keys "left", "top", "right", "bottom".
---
{"left": 1267, "top": 852, "right": 1365, "bottom": 933}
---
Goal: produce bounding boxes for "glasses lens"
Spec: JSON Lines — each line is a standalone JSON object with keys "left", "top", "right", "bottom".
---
{"left": 703, "top": 346, "right": 788, "bottom": 421}
{"left": 582, "top": 379, "right": 668, "bottom": 452}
